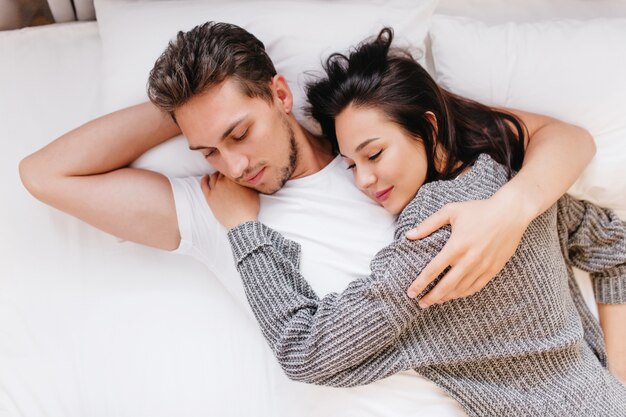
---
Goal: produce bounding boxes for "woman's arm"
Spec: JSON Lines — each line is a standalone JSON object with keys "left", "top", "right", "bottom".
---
{"left": 226, "top": 220, "right": 445, "bottom": 387}
{"left": 203, "top": 172, "right": 430, "bottom": 387}
{"left": 557, "top": 194, "right": 626, "bottom": 383}
{"left": 406, "top": 110, "right": 596, "bottom": 307}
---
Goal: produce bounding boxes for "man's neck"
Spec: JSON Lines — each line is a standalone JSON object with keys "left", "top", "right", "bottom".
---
{"left": 289, "top": 120, "right": 335, "bottom": 180}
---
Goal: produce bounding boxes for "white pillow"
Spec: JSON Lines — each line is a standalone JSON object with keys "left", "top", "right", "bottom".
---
{"left": 430, "top": 15, "right": 626, "bottom": 218}
{"left": 95, "top": 0, "right": 438, "bottom": 177}
{"left": 436, "top": 0, "right": 626, "bottom": 23}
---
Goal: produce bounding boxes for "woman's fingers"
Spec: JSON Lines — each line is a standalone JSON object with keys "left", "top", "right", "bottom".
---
{"left": 406, "top": 242, "right": 460, "bottom": 300}
{"left": 405, "top": 203, "right": 453, "bottom": 240}
{"left": 438, "top": 267, "right": 483, "bottom": 303}
{"left": 407, "top": 197, "right": 528, "bottom": 307}
{"left": 415, "top": 254, "right": 477, "bottom": 308}
{"left": 460, "top": 273, "right": 494, "bottom": 298}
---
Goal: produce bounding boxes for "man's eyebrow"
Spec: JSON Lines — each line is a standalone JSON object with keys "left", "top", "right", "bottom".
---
{"left": 188, "top": 115, "right": 248, "bottom": 151}
{"left": 354, "top": 137, "right": 380, "bottom": 153}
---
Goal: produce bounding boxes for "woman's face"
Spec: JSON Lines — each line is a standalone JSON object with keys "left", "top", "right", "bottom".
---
{"left": 335, "top": 105, "right": 428, "bottom": 215}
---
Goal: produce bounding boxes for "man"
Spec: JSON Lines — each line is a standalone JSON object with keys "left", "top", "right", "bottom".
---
{"left": 19, "top": 22, "right": 600, "bottom": 415}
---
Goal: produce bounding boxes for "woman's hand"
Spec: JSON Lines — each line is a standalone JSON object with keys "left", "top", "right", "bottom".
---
{"left": 201, "top": 173, "right": 260, "bottom": 229}
{"left": 405, "top": 193, "right": 529, "bottom": 308}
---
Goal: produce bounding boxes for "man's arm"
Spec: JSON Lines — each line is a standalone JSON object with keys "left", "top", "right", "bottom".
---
{"left": 19, "top": 101, "right": 182, "bottom": 250}
{"left": 406, "top": 109, "right": 596, "bottom": 307}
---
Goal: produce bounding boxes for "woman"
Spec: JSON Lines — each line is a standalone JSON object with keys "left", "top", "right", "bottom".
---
{"left": 203, "top": 29, "right": 626, "bottom": 416}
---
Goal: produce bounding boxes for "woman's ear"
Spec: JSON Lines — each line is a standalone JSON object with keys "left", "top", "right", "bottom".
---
{"left": 425, "top": 111, "right": 438, "bottom": 135}
{"left": 271, "top": 74, "right": 293, "bottom": 114}
{"left": 425, "top": 111, "right": 445, "bottom": 172}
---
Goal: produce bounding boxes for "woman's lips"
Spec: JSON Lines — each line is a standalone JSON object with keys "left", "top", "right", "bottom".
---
{"left": 374, "top": 186, "right": 394, "bottom": 202}
{"left": 246, "top": 167, "right": 265, "bottom": 185}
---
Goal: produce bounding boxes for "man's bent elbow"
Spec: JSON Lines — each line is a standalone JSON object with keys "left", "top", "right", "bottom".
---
{"left": 19, "top": 153, "right": 52, "bottom": 201}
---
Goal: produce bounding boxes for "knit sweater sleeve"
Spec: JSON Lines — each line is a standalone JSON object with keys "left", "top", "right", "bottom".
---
{"left": 557, "top": 194, "right": 626, "bottom": 304}
{"left": 226, "top": 220, "right": 442, "bottom": 387}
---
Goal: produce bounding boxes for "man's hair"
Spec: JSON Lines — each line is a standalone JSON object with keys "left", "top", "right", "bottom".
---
{"left": 147, "top": 21, "right": 277, "bottom": 118}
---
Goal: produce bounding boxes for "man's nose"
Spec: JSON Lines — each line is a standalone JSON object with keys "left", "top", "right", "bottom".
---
{"left": 221, "top": 149, "right": 248, "bottom": 179}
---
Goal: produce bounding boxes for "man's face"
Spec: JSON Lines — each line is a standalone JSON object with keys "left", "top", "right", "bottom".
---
{"left": 175, "top": 78, "right": 298, "bottom": 194}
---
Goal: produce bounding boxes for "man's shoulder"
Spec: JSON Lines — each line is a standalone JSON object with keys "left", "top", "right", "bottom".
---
{"left": 168, "top": 175, "right": 203, "bottom": 189}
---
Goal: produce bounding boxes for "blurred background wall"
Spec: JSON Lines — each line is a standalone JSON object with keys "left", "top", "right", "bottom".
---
{"left": 0, "top": 0, "right": 54, "bottom": 30}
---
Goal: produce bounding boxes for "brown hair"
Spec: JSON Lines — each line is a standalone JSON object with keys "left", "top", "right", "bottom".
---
{"left": 147, "top": 21, "right": 277, "bottom": 119}
{"left": 307, "top": 28, "right": 526, "bottom": 180}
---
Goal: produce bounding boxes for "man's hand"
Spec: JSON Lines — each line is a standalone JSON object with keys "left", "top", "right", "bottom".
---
{"left": 403, "top": 109, "right": 596, "bottom": 309}
{"left": 202, "top": 173, "right": 260, "bottom": 229}
{"left": 405, "top": 196, "right": 529, "bottom": 308}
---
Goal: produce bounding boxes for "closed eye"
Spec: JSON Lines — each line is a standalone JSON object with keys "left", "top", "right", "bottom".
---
{"left": 343, "top": 158, "right": 356, "bottom": 170}
{"left": 233, "top": 128, "right": 249, "bottom": 141}
{"left": 368, "top": 150, "right": 383, "bottom": 161}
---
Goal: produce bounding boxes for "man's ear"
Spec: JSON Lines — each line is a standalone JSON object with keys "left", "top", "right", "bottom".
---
{"left": 271, "top": 74, "right": 293, "bottom": 114}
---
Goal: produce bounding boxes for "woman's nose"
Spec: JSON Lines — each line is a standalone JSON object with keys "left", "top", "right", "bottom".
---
{"left": 355, "top": 169, "right": 376, "bottom": 190}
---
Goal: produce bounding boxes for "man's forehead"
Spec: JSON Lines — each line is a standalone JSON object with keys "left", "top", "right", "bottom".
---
{"left": 188, "top": 114, "right": 250, "bottom": 150}
{"left": 178, "top": 89, "right": 251, "bottom": 140}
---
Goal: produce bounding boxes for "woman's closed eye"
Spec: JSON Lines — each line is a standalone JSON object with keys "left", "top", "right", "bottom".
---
{"left": 345, "top": 150, "right": 383, "bottom": 170}
{"left": 368, "top": 149, "right": 383, "bottom": 161}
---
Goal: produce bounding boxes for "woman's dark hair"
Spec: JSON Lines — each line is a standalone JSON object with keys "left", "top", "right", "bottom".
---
{"left": 306, "top": 28, "right": 526, "bottom": 181}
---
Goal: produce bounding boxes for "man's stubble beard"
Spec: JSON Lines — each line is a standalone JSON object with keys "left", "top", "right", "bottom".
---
{"left": 262, "top": 114, "right": 298, "bottom": 195}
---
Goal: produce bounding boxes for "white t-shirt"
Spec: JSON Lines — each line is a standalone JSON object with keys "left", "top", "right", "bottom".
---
{"left": 169, "top": 156, "right": 467, "bottom": 417}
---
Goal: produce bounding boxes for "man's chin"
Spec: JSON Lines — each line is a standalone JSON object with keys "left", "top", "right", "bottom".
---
{"left": 254, "top": 183, "right": 282, "bottom": 195}
{"left": 253, "top": 176, "right": 288, "bottom": 195}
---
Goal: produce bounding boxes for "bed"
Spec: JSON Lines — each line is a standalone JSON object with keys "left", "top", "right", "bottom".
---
{"left": 2, "top": 0, "right": 625, "bottom": 416}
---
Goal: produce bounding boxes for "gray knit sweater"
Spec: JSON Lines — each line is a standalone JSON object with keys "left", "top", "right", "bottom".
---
{"left": 227, "top": 154, "right": 626, "bottom": 417}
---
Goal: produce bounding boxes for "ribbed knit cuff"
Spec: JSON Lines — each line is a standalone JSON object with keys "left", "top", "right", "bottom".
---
{"left": 592, "top": 265, "right": 626, "bottom": 304}
{"left": 259, "top": 226, "right": 302, "bottom": 269}
{"left": 228, "top": 221, "right": 302, "bottom": 267}
{"left": 227, "top": 221, "right": 274, "bottom": 264}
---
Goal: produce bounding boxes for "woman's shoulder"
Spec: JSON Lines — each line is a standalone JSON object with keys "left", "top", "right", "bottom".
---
{"left": 394, "top": 154, "right": 511, "bottom": 238}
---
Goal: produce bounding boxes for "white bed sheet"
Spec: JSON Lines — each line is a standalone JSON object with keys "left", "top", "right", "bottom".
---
{"left": 1, "top": 22, "right": 282, "bottom": 417}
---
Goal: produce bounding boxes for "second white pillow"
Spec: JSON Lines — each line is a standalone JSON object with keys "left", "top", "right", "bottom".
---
{"left": 430, "top": 15, "right": 626, "bottom": 218}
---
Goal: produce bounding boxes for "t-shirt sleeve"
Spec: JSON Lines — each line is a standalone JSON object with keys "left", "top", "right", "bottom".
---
{"left": 167, "top": 176, "right": 223, "bottom": 269}
{"left": 167, "top": 176, "right": 259, "bottom": 312}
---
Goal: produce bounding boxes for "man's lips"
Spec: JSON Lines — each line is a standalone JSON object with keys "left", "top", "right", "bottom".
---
{"left": 245, "top": 167, "right": 265, "bottom": 185}
{"left": 374, "top": 186, "right": 394, "bottom": 202}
